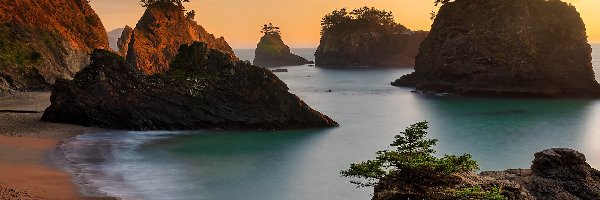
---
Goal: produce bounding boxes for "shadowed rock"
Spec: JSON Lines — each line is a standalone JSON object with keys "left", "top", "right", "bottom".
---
{"left": 253, "top": 33, "right": 313, "bottom": 67}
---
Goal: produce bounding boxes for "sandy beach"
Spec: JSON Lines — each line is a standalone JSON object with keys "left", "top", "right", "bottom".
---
{"left": 0, "top": 92, "right": 113, "bottom": 200}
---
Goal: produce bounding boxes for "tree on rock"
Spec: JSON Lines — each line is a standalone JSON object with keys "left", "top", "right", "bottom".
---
{"left": 261, "top": 23, "right": 280, "bottom": 35}
{"left": 139, "top": 0, "right": 190, "bottom": 8}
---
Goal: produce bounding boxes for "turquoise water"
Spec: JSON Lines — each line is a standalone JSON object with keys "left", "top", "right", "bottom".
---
{"left": 63, "top": 46, "right": 600, "bottom": 200}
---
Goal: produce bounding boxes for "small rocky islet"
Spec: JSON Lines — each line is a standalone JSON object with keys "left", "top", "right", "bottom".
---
{"left": 253, "top": 24, "right": 313, "bottom": 67}
{"left": 41, "top": 42, "right": 338, "bottom": 130}
{"left": 393, "top": 0, "right": 600, "bottom": 98}
{"left": 315, "top": 7, "right": 428, "bottom": 67}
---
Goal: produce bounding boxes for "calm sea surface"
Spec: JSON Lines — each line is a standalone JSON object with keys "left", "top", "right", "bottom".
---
{"left": 61, "top": 45, "right": 600, "bottom": 200}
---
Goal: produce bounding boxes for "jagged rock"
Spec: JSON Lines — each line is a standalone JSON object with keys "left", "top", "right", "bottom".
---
{"left": 107, "top": 28, "right": 125, "bottom": 51}
{"left": 41, "top": 43, "right": 338, "bottom": 130}
{"left": 125, "top": 2, "right": 236, "bottom": 75}
{"left": 393, "top": 0, "right": 600, "bottom": 98}
{"left": 315, "top": 7, "right": 427, "bottom": 67}
{"left": 373, "top": 148, "right": 600, "bottom": 200}
{"left": 253, "top": 33, "right": 313, "bottom": 67}
{"left": 0, "top": 0, "right": 109, "bottom": 91}
{"left": 116, "top": 26, "right": 133, "bottom": 56}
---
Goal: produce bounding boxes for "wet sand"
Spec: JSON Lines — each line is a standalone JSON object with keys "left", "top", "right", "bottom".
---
{"left": 0, "top": 92, "right": 113, "bottom": 200}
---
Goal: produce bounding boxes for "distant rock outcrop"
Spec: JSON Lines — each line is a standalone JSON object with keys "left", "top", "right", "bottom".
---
{"left": 107, "top": 28, "right": 125, "bottom": 51}
{"left": 0, "top": 0, "right": 109, "bottom": 91}
{"left": 253, "top": 33, "right": 313, "bottom": 67}
{"left": 124, "top": 2, "right": 236, "bottom": 75}
{"left": 373, "top": 148, "right": 600, "bottom": 200}
{"left": 393, "top": 0, "right": 600, "bottom": 98}
{"left": 116, "top": 26, "right": 133, "bottom": 56}
{"left": 42, "top": 43, "right": 338, "bottom": 130}
{"left": 315, "top": 7, "right": 427, "bottom": 67}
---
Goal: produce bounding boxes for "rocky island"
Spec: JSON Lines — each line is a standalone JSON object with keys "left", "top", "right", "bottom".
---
{"left": 120, "top": 1, "right": 236, "bottom": 74}
{"left": 315, "top": 7, "right": 428, "bottom": 67}
{"left": 0, "top": 0, "right": 108, "bottom": 91}
{"left": 253, "top": 23, "right": 313, "bottom": 67}
{"left": 41, "top": 42, "right": 338, "bottom": 130}
{"left": 393, "top": 0, "right": 600, "bottom": 98}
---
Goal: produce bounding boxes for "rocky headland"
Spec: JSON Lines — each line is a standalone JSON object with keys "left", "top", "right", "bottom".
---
{"left": 315, "top": 7, "right": 428, "bottom": 67}
{"left": 373, "top": 148, "right": 600, "bottom": 200}
{"left": 121, "top": 2, "right": 236, "bottom": 75}
{"left": 41, "top": 42, "right": 338, "bottom": 130}
{"left": 253, "top": 30, "right": 313, "bottom": 67}
{"left": 0, "top": 0, "right": 109, "bottom": 91}
{"left": 393, "top": 0, "right": 600, "bottom": 98}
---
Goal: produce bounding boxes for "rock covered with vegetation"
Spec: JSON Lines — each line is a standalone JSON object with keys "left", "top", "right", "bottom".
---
{"left": 123, "top": 1, "right": 236, "bottom": 75}
{"left": 344, "top": 122, "right": 600, "bottom": 200}
{"left": 0, "top": 0, "right": 109, "bottom": 91}
{"left": 393, "top": 0, "right": 600, "bottom": 98}
{"left": 315, "top": 7, "right": 428, "bottom": 67}
{"left": 253, "top": 23, "right": 313, "bottom": 67}
{"left": 42, "top": 42, "right": 338, "bottom": 130}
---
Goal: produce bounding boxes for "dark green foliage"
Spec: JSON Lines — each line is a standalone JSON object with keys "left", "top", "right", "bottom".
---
{"left": 455, "top": 186, "right": 508, "bottom": 200}
{"left": 29, "top": 51, "right": 42, "bottom": 62}
{"left": 261, "top": 23, "right": 280, "bottom": 35}
{"left": 320, "top": 7, "right": 408, "bottom": 35}
{"left": 139, "top": 0, "right": 190, "bottom": 8}
{"left": 167, "top": 42, "right": 234, "bottom": 81}
{"left": 341, "top": 122, "right": 479, "bottom": 187}
{"left": 85, "top": 15, "right": 100, "bottom": 26}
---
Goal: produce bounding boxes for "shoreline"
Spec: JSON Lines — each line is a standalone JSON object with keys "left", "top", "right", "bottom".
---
{"left": 0, "top": 92, "right": 115, "bottom": 199}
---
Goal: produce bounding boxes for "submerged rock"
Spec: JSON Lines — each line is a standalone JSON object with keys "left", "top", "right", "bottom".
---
{"left": 0, "top": 0, "right": 109, "bottom": 91}
{"left": 124, "top": 2, "right": 236, "bottom": 75}
{"left": 41, "top": 42, "right": 338, "bottom": 130}
{"left": 315, "top": 7, "right": 428, "bottom": 67}
{"left": 253, "top": 32, "right": 313, "bottom": 67}
{"left": 393, "top": 0, "right": 600, "bottom": 98}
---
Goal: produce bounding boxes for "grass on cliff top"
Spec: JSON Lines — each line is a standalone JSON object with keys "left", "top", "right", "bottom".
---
{"left": 0, "top": 25, "right": 43, "bottom": 69}
{"left": 257, "top": 34, "right": 287, "bottom": 56}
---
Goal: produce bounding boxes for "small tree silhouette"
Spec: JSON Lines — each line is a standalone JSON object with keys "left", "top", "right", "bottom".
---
{"left": 139, "top": 0, "right": 190, "bottom": 9}
{"left": 261, "top": 23, "right": 281, "bottom": 35}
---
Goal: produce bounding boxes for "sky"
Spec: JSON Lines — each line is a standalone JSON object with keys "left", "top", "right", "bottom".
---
{"left": 90, "top": 0, "right": 600, "bottom": 49}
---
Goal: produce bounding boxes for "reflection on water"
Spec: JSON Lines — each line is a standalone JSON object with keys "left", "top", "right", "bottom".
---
{"left": 60, "top": 47, "right": 600, "bottom": 200}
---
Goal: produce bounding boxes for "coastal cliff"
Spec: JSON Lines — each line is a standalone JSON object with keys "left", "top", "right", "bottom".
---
{"left": 253, "top": 32, "right": 313, "bottom": 67}
{"left": 0, "top": 0, "right": 109, "bottom": 91}
{"left": 393, "top": 0, "right": 600, "bottom": 97}
{"left": 116, "top": 26, "right": 133, "bottom": 57}
{"left": 123, "top": 2, "right": 236, "bottom": 75}
{"left": 315, "top": 7, "right": 428, "bottom": 67}
{"left": 41, "top": 43, "right": 338, "bottom": 130}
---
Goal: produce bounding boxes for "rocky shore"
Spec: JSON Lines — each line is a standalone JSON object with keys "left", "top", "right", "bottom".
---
{"left": 393, "top": 0, "right": 600, "bottom": 98}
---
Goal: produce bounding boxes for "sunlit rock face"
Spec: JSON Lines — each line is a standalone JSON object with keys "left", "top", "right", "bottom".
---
{"left": 124, "top": 2, "right": 236, "bottom": 75}
{"left": 0, "top": 0, "right": 108, "bottom": 91}
{"left": 253, "top": 33, "right": 313, "bottom": 67}
{"left": 42, "top": 43, "right": 338, "bottom": 130}
{"left": 393, "top": 0, "right": 600, "bottom": 98}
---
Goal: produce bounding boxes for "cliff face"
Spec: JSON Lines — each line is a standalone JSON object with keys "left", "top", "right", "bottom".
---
{"left": 124, "top": 2, "right": 236, "bottom": 75}
{"left": 116, "top": 26, "right": 133, "bottom": 56}
{"left": 253, "top": 33, "right": 313, "bottom": 67}
{"left": 0, "top": 0, "right": 109, "bottom": 91}
{"left": 315, "top": 22, "right": 427, "bottom": 67}
{"left": 393, "top": 0, "right": 600, "bottom": 98}
{"left": 373, "top": 148, "right": 600, "bottom": 200}
{"left": 42, "top": 43, "right": 338, "bottom": 130}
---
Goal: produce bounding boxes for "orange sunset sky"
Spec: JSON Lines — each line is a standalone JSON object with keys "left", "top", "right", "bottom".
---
{"left": 90, "top": 0, "right": 600, "bottom": 48}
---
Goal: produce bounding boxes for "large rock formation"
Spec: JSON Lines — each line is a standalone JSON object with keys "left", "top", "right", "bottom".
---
{"left": 393, "top": 0, "right": 600, "bottom": 98}
{"left": 116, "top": 26, "right": 133, "bottom": 57}
{"left": 253, "top": 33, "right": 313, "bottom": 67}
{"left": 41, "top": 43, "right": 338, "bottom": 130}
{"left": 373, "top": 148, "right": 600, "bottom": 200}
{"left": 122, "top": 2, "right": 235, "bottom": 75}
{"left": 107, "top": 28, "right": 125, "bottom": 51}
{"left": 315, "top": 7, "right": 427, "bottom": 67}
{"left": 0, "top": 0, "right": 109, "bottom": 91}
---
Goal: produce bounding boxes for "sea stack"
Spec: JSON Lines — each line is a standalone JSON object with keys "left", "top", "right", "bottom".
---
{"left": 0, "top": 0, "right": 109, "bottom": 91}
{"left": 42, "top": 43, "right": 338, "bottom": 130}
{"left": 393, "top": 0, "right": 600, "bottom": 98}
{"left": 253, "top": 23, "right": 313, "bottom": 67}
{"left": 315, "top": 7, "right": 428, "bottom": 67}
{"left": 121, "top": 1, "right": 235, "bottom": 74}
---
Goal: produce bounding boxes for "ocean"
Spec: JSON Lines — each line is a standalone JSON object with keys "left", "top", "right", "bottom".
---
{"left": 60, "top": 45, "right": 600, "bottom": 200}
